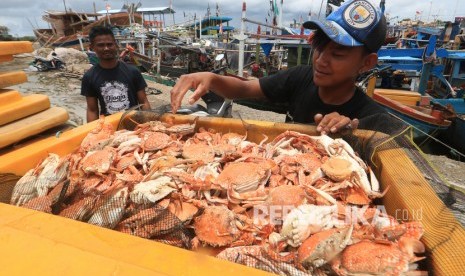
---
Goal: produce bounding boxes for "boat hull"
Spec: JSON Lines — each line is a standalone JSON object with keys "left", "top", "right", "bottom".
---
{"left": 373, "top": 90, "right": 451, "bottom": 138}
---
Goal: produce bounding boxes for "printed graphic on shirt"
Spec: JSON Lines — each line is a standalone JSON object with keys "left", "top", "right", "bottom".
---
{"left": 100, "top": 81, "right": 130, "bottom": 114}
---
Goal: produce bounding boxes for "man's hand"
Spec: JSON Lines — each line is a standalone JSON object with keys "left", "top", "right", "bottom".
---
{"left": 170, "top": 72, "right": 214, "bottom": 113}
{"left": 314, "top": 112, "right": 359, "bottom": 135}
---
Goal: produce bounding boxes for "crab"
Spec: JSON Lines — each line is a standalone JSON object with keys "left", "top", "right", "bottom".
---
{"left": 141, "top": 131, "right": 173, "bottom": 151}
{"left": 182, "top": 142, "right": 216, "bottom": 163}
{"left": 116, "top": 165, "right": 144, "bottom": 183}
{"left": 216, "top": 157, "right": 275, "bottom": 193}
{"left": 129, "top": 175, "right": 178, "bottom": 204}
{"left": 21, "top": 180, "right": 69, "bottom": 213}
{"left": 134, "top": 120, "right": 168, "bottom": 132}
{"left": 58, "top": 195, "right": 101, "bottom": 221}
{"left": 162, "top": 117, "right": 198, "bottom": 136}
{"left": 219, "top": 132, "right": 247, "bottom": 147}
{"left": 331, "top": 238, "right": 426, "bottom": 275}
{"left": 115, "top": 153, "right": 138, "bottom": 172}
{"left": 88, "top": 186, "right": 129, "bottom": 229}
{"left": 254, "top": 185, "right": 312, "bottom": 225}
{"left": 81, "top": 147, "right": 117, "bottom": 174}
{"left": 190, "top": 127, "right": 220, "bottom": 145}
{"left": 193, "top": 205, "right": 242, "bottom": 247}
{"left": 266, "top": 185, "right": 310, "bottom": 207}
{"left": 279, "top": 204, "right": 338, "bottom": 247}
{"left": 375, "top": 221, "right": 424, "bottom": 241}
{"left": 115, "top": 199, "right": 171, "bottom": 238}
{"left": 275, "top": 153, "right": 325, "bottom": 186}
{"left": 109, "top": 129, "right": 138, "bottom": 147}
{"left": 297, "top": 225, "right": 353, "bottom": 268}
{"left": 79, "top": 116, "right": 115, "bottom": 152}
{"left": 11, "top": 153, "right": 69, "bottom": 206}
{"left": 319, "top": 155, "right": 384, "bottom": 204}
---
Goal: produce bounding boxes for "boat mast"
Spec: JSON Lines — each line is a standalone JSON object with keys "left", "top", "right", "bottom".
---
{"left": 63, "top": 0, "right": 68, "bottom": 13}
{"left": 238, "top": 1, "right": 247, "bottom": 77}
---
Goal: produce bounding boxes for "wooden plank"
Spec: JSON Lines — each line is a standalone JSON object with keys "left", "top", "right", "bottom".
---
{"left": 0, "top": 71, "right": 28, "bottom": 88}
{"left": 0, "top": 41, "right": 34, "bottom": 55}
{"left": 0, "top": 94, "right": 50, "bottom": 126}
{"left": 0, "top": 107, "right": 69, "bottom": 149}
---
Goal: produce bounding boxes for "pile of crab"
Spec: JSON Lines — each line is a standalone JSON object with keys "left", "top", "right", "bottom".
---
{"left": 10, "top": 116, "right": 426, "bottom": 275}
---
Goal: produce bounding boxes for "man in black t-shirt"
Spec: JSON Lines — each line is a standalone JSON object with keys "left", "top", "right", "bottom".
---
{"left": 81, "top": 26, "right": 151, "bottom": 122}
{"left": 170, "top": 0, "right": 388, "bottom": 134}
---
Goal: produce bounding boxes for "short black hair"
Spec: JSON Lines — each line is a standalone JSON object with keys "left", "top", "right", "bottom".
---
{"left": 89, "top": 25, "right": 115, "bottom": 44}
{"left": 312, "top": 29, "right": 374, "bottom": 54}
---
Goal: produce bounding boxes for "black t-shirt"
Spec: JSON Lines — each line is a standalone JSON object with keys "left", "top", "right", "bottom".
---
{"left": 259, "top": 65, "right": 386, "bottom": 124}
{"left": 81, "top": 61, "right": 147, "bottom": 115}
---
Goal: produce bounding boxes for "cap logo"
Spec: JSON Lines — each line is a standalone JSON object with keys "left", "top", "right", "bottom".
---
{"left": 343, "top": 0, "right": 376, "bottom": 29}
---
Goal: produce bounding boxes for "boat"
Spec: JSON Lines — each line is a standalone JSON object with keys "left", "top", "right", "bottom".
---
{"left": 188, "top": 16, "right": 235, "bottom": 39}
{"left": 34, "top": 11, "right": 143, "bottom": 50}
{"left": 373, "top": 12, "right": 465, "bottom": 150}
{"left": 372, "top": 89, "right": 451, "bottom": 137}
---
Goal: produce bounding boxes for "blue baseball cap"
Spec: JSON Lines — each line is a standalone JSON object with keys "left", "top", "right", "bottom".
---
{"left": 303, "top": 0, "right": 387, "bottom": 53}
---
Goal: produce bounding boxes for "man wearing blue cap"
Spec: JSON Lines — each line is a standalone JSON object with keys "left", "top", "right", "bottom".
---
{"left": 170, "top": 0, "right": 387, "bottom": 134}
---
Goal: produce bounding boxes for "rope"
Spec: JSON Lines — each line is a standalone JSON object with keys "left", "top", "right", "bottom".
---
{"left": 388, "top": 112, "right": 465, "bottom": 159}
{"left": 383, "top": 113, "right": 465, "bottom": 195}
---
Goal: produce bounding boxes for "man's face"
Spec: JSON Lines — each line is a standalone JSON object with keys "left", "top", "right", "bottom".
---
{"left": 312, "top": 41, "right": 366, "bottom": 88}
{"left": 91, "top": 35, "right": 118, "bottom": 61}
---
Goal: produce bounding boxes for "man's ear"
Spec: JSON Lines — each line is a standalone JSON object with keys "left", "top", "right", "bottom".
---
{"left": 362, "top": 53, "right": 378, "bottom": 72}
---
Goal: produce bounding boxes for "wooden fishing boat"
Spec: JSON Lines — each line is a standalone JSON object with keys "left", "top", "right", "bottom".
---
{"left": 0, "top": 113, "right": 464, "bottom": 275}
{"left": 34, "top": 11, "right": 143, "bottom": 50}
{"left": 373, "top": 89, "right": 452, "bottom": 137}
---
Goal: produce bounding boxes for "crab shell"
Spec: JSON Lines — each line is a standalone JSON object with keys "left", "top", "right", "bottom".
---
{"left": 331, "top": 238, "right": 425, "bottom": 275}
{"left": 182, "top": 143, "right": 216, "bottom": 162}
{"left": 216, "top": 160, "right": 273, "bottom": 192}
{"left": 298, "top": 225, "right": 353, "bottom": 268}
{"left": 193, "top": 205, "right": 241, "bottom": 247}
{"left": 265, "top": 185, "right": 311, "bottom": 214}
{"left": 81, "top": 147, "right": 117, "bottom": 174}
{"left": 168, "top": 201, "right": 199, "bottom": 223}
{"left": 320, "top": 157, "right": 353, "bottom": 182}
{"left": 142, "top": 132, "right": 172, "bottom": 151}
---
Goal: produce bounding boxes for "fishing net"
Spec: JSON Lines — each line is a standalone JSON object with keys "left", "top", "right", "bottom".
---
{"left": 2, "top": 109, "right": 465, "bottom": 275}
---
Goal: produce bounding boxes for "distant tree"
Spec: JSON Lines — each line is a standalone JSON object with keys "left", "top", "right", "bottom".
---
{"left": 0, "top": 25, "right": 10, "bottom": 36}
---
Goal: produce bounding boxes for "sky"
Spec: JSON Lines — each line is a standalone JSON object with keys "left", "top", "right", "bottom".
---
{"left": 0, "top": 0, "right": 463, "bottom": 37}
